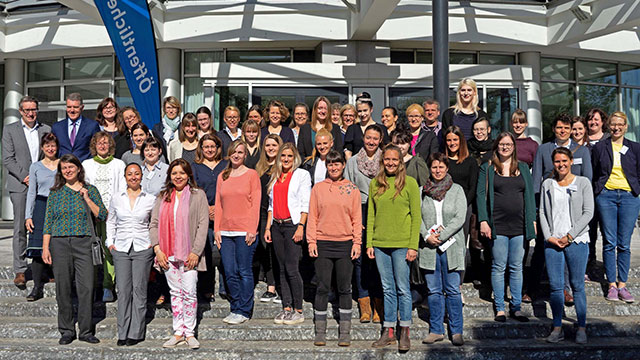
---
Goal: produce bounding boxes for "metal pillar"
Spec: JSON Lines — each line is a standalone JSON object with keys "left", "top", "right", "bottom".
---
{"left": 158, "top": 48, "right": 181, "bottom": 102}
{"left": 2, "top": 58, "right": 25, "bottom": 220}
{"left": 519, "top": 52, "right": 542, "bottom": 143}
{"left": 433, "top": 0, "right": 449, "bottom": 111}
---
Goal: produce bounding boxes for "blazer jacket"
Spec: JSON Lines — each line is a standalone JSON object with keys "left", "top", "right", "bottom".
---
{"left": 2, "top": 120, "right": 51, "bottom": 192}
{"left": 51, "top": 115, "right": 100, "bottom": 161}
{"left": 297, "top": 123, "right": 344, "bottom": 160}
{"left": 591, "top": 137, "right": 640, "bottom": 197}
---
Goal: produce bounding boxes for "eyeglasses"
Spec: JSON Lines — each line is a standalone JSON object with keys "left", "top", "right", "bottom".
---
{"left": 407, "top": 115, "right": 423, "bottom": 119}
{"left": 225, "top": 116, "right": 240, "bottom": 120}
{"left": 21, "top": 108, "right": 38, "bottom": 113}
{"left": 473, "top": 128, "right": 488, "bottom": 133}
{"left": 498, "top": 143, "right": 514, "bottom": 148}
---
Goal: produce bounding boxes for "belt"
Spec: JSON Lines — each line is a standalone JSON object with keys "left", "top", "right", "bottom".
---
{"left": 273, "top": 218, "right": 293, "bottom": 224}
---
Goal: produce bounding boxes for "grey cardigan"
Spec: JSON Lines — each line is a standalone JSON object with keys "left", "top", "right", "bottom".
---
{"left": 419, "top": 183, "right": 467, "bottom": 271}
{"left": 539, "top": 176, "right": 594, "bottom": 241}
{"left": 344, "top": 155, "right": 374, "bottom": 205}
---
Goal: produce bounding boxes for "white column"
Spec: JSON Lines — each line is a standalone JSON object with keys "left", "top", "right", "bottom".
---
{"left": 158, "top": 48, "right": 181, "bottom": 101}
{"left": 519, "top": 52, "right": 542, "bottom": 143}
{"left": 2, "top": 58, "right": 25, "bottom": 220}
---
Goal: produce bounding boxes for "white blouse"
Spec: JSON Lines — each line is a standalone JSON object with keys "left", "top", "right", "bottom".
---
{"left": 106, "top": 190, "right": 157, "bottom": 252}
{"left": 551, "top": 180, "right": 589, "bottom": 244}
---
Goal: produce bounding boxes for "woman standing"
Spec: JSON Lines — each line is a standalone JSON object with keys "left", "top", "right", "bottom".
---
{"left": 586, "top": 108, "right": 610, "bottom": 146}
{"left": 331, "top": 103, "right": 342, "bottom": 127}
{"left": 308, "top": 150, "right": 362, "bottom": 347}
{"left": 42, "top": 154, "right": 108, "bottom": 345}
{"left": 468, "top": 118, "right": 493, "bottom": 164}
{"left": 261, "top": 100, "right": 295, "bottom": 144}
{"left": 442, "top": 78, "right": 489, "bottom": 141}
{"left": 381, "top": 107, "right": 398, "bottom": 134}
{"left": 150, "top": 159, "right": 209, "bottom": 349}
{"left": 477, "top": 132, "right": 536, "bottom": 323}
{"left": 592, "top": 111, "right": 640, "bottom": 303}
{"left": 214, "top": 140, "right": 261, "bottom": 324}
{"left": 168, "top": 113, "right": 199, "bottom": 166}
{"left": 344, "top": 124, "right": 384, "bottom": 324}
{"left": 571, "top": 116, "right": 589, "bottom": 146}
{"left": 255, "top": 135, "right": 283, "bottom": 303}
{"left": 196, "top": 106, "right": 214, "bottom": 138}
{"left": 107, "top": 163, "right": 157, "bottom": 346}
{"left": 96, "top": 97, "right": 119, "bottom": 135}
{"left": 298, "top": 96, "right": 343, "bottom": 159}
{"left": 141, "top": 137, "right": 169, "bottom": 197}
{"left": 265, "top": 143, "right": 311, "bottom": 325}
{"left": 82, "top": 131, "right": 126, "bottom": 303}
{"left": 121, "top": 123, "right": 156, "bottom": 166}
{"left": 540, "top": 148, "right": 594, "bottom": 344}
{"left": 24, "top": 133, "right": 59, "bottom": 301}
{"left": 344, "top": 93, "right": 388, "bottom": 159}
{"left": 406, "top": 103, "right": 439, "bottom": 162}
{"left": 340, "top": 104, "right": 357, "bottom": 137}
{"left": 301, "top": 129, "right": 333, "bottom": 186}
{"left": 367, "top": 144, "right": 421, "bottom": 351}
{"left": 390, "top": 125, "right": 429, "bottom": 187}
{"left": 420, "top": 153, "right": 467, "bottom": 347}
{"left": 290, "top": 103, "right": 309, "bottom": 146}
{"left": 114, "top": 107, "right": 141, "bottom": 158}
{"left": 246, "top": 104, "right": 265, "bottom": 128}
{"left": 510, "top": 109, "right": 538, "bottom": 168}
{"left": 152, "top": 96, "right": 182, "bottom": 154}
{"left": 243, "top": 120, "right": 261, "bottom": 169}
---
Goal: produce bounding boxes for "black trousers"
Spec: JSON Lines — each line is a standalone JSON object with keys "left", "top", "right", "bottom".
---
{"left": 271, "top": 222, "right": 303, "bottom": 309}
{"left": 50, "top": 236, "right": 95, "bottom": 338}
{"left": 314, "top": 255, "right": 353, "bottom": 312}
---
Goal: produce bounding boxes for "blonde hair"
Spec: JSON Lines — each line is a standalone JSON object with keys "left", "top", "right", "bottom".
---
{"left": 163, "top": 96, "right": 182, "bottom": 116}
{"left": 224, "top": 106, "right": 241, "bottom": 121}
{"left": 242, "top": 119, "right": 261, "bottom": 149}
{"left": 256, "top": 134, "right": 283, "bottom": 177}
{"left": 268, "top": 143, "right": 302, "bottom": 193}
{"left": 311, "top": 96, "right": 333, "bottom": 132}
{"left": 406, "top": 103, "right": 426, "bottom": 118}
{"left": 221, "top": 140, "right": 247, "bottom": 181}
{"left": 453, "top": 78, "right": 479, "bottom": 116}
{"left": 511, "top": 109, "right": 527, "bottom": 124}
{"left": 374, "top": 144, "right": 407, "bottom": 200}
{"left": 609, "top": 111, "right": 628, "bottom": 125}
{"left": 305, "top": 128, "right": 334, "bottom": 163}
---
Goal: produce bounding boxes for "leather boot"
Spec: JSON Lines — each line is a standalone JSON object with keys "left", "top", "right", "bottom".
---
{"left": 372, "top": 327, "right": 396, "bottom": 348}
{"left": 313, "top": 313, "right": 327, "bottom": 346}
{"left": 357, "top": 297, "right": 371, "bottom": 323}
{"left": 338, "top": 310, "right": 352, "bottom": 346}
{"left": 372, "top": 298, "right": 383, "bottom": 323}
{"left": 398, "top": 326, "right": 410, "bottom": 351}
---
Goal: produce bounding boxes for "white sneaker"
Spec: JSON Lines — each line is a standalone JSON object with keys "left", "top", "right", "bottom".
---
{"left": 228, "top": 313, "right": 249, "bottom": 325}
{"left": 185, "top": 336, "right": 200, "bottom": 349}
{"left": 162, "top": 335, "right": 185, "bottom": 348}
{"left": 222, "top": 313, "right": 236, "bottom": 323}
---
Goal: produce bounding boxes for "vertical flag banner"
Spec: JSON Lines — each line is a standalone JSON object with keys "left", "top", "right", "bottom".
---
{"left": 95, "top": 0, "right": 160, "bottom": 128}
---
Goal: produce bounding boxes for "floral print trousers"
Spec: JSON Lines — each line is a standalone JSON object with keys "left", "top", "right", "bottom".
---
{"left": 166, "top": 260, "right": 198, "bottom": 337}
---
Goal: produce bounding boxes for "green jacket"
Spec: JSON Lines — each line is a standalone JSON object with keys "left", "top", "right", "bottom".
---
{"left": 476, "top": 161, "right": 536, "bottom": 241}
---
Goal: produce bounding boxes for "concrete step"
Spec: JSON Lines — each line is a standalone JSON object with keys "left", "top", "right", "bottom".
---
{"left": 0, "top": 316, "right": 638, "bottom": 342}
{"left": 0, "top": 337, "right": 639, "bottom": 359}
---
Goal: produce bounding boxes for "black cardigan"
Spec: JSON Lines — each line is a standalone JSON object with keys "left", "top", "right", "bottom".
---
{"left": 296, "top": 123, "right": 343, "bottom": 159}
{"left": 344, "top": 123, "right": 390, "bottom": 155}
{"left": 441, "top": 108, "right": 489, "bottom": 140}
{"left": 413, "top": 128, "right": 439, "bottom": 162}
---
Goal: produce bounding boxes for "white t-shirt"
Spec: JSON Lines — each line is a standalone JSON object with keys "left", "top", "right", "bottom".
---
{"left": 551, "top": 179, "right": 589, "bottom": 244}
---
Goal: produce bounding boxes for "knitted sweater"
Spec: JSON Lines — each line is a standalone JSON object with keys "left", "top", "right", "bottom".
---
{"left": 306, "top": 178, "right": 362, "bottom": 245}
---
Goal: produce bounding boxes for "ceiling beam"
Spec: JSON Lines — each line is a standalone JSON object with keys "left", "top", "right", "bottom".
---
{"left": 350, "top": 0, "right": 400, "bottom": 40}
{"left": 57, "top": 0, "right": 102, "bottom": 23}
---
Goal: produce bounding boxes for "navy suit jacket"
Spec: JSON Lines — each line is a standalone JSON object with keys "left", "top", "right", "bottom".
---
{"left": 51, "top": 115, "right": 100, "bottom": 161}
{"left": 592, "top": 137, "right": 640, "bottom": 197}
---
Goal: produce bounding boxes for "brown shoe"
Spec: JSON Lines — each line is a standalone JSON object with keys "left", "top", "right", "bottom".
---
{"left": 451, "top": 333, "right": 464, "bottom": 346}
{"left": 372, "top": 327, "right": 396, "bottom": 348}
{"left": 398, "top": 326, "right": 410, "bottom": 351}
{"left": 522, "top": 294, "right": 532, "bottom": 303}
{"left": 422, "top": 333, "right": 444, "bottom": 344}
{"left": 357, "top": 297, "right": 371, "bottom": 323}
{"left": 13, "top": 273, "right": 26, "bottom": 288}
{"left": 372, "top": 298, "right": 383, "bottom": 324}
{"left": 564, "top": 290, "right": 574, "bottom": 306}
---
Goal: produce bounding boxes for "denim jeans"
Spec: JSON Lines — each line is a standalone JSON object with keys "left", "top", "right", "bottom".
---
{"left": 220, "top": 235, "right": 258, "bottom": 318}
{"left": 374, "top": 247, "right": 412, "bottom": 327}
{"left": 491, "top": 235, "right": 525, "bottom": 312}
{"left": 424, "top": 251, "right": 463, "bottom": 335}
{"left": 545, "top": 242, "right": 588, "bottom": 327}
{"left": 596, "top": 189, "right": 640, "bottom": 283}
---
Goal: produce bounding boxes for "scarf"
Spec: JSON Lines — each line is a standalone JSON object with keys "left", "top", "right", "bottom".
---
{"left": 468, "top": 137, "right": 493, "bottom": 154}
{"left": 423, "top": 173, "right": 453, "bottom": 201}
{"left": 93, "top": 155, "right": 114, "bottom": 165}
{"left": 162, "top": 115, "right": 180, "bottom": 143}
{"left": 158, "top": 185, "right": 192, "bottom": 262}
{"left": 356, "top": 147, "right": 382, "bottom": 178}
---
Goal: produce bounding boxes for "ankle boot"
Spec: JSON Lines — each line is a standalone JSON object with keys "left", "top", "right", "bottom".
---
{"left": 372, "top": 327, "right": 396, "bottom": 348}
{"left": 398, "top": 326, "right": 410, "bottom": 351}
{"left": 313, "top": 313, "right": 327, "bottom": 346}
{"left": 338, "top": 310, "right": 352, "bottom": 347}
{"left": 372, "top": 298, "right": 384, "bottom": 323}
{"left": 357, "top": 297, "right": 372, "bottom": 323}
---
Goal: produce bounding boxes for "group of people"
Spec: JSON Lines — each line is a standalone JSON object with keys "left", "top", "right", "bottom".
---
{"left": 2, "top": 76, "right": 639, "bottom": 351}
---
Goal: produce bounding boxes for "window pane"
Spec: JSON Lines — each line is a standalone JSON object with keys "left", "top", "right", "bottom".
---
{"left": 416, "top": 51, "right": 432, "bottom": 64}
{"left": 579, "top": 84, "right": 617, "bottom": 117}
{"left": 28, "top": 86, "right": 60, "bottom": 102}
{"left": 185, "top": 51, "right": 224, "bottom": 75}
{"left": 486, "top": 88, "right": 518, "bottom": 136}
{"left": 541, "top": 58, "right": 574, "bottom": 81}
{"left": 115, "top": 57, "right": 124, "bottom": 78}
{"left": 64, "top": 56, "right": 112, "bottom": 80}
{"left": 114, "top": 80, "right": 134, "bottom": 107}
{"left": 0, "top": 64, "right": 4, "bottom": 85}
{"left": 28, "top": 60, "right": 61, "bottom": 82}
{"left": 37, "top": 111, "right": 61, "bottom": 127}
{"left": 184, "top": 77, "right": 205, "bottom": 114}
{"left": 65, "top": 83, "right": 110, "bottom": 100}
{"left": 389, "top": 88, "right": 433, "bottom": 121}
{"left": 450, "top": 53, "right": 476, "bottom": 64}
{"left": 293, "top": 50, "right": 316, "bottom": 63}
{"left": 480, "top": 54, "right": 515, "bottom": 65}
{"left": 622, "top": 87, "right": 640, "bottom": 141}
{"left": 621, "top": 64, "right": 640, "bottom": 87}
{"left": 214, "top": 86, "right": 248, "bottom": 130}
{"left": 391, "top": 51, "right": 414, "bottom": 64}
{"left": 541, "top": 82, "right": 574, "bottom": 142}
{"left": 226, "top": 50, "right": 290, "bottom": 63}
{"left": 578, "top": 61, "right": 617, "bottom": 84}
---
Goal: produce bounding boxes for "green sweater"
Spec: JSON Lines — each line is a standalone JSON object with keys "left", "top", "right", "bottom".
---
{"left": 367, "top": 176, "right": 421, "bottom": 250}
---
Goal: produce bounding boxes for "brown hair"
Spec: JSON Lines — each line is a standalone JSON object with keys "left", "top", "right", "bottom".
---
{"left": 264, "top": 100, "right": 290, "bottom": 126}
{"left": 311, "top": 96, "right": 333, "bottom": 132}
{"left": 427, "top": 152, "right": 449, "bottom": 168}
{"left": 89, "top": 131, "right": 116, "bottom": 157}
{"left": 116, "top": 106, "right": 140, "bottom": 134}
{"left": 242, "top": 119, "right": 262, "bottom": 150}
{"left": 443, "top": 126, "right": 469, "bottom": 164}
{"left": 51, "top": 154, "right": 87, "bottom": 191}
{"left": 162, "top": 96, "right": 182, "bottom": 116}
{"left": 194, "top": 133, "right": 223, "bottom": 164}
{"left": 491, "top": 132, "right": 519, "bottom": 177}
{"left": 160, "top": 159, "right": 198, "bottom": 201}
{"left": 95, "top": 97, "right": 118, "bottom": 127}
{"left": 374, "top": 144, "right": 407, "bottom": 200}
{"left": 511, "top": 109, "right": 527, "bottom": 124}
{"left": 221, "top": 140, "right": 248, "bottom": 181}
{"left": 178, "top": 113, "right": 198, "bottom": 142}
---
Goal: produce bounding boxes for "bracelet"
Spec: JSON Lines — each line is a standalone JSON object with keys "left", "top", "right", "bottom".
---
{"left": 566, "top": 234, "right": 574, "bottom": 243}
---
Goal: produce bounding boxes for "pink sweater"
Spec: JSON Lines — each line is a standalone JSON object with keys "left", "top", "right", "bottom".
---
{"left": 214, "top": 169, "right": 261, "bottom": 234}
{"left": 307, "top": 178, "right": 362, "bottom": 245}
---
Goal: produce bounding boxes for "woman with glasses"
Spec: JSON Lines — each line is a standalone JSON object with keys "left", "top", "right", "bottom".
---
{"left": 405, "top": 103, "right": 439, "bottom": 163}
{"left": 290, "top": 103, "right": 309, "bottom": 147}
{"left": 340, "top": 104, "right": 357, "bottom": 137}
{"left": 217, "top": 106, "right": 243, "bottom": 156}
{"left": 96, "top": 97, "right": 119, "bottom": 136}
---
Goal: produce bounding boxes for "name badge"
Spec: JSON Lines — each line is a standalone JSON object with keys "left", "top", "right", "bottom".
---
{"left": 620, "top": 146, "right": 629, "bottom": 155}
{"left": 573, "top": 158, "right": 582, "bottom": 165}
{"left": 567, "top": 184, "right": 578, "bottom": 192}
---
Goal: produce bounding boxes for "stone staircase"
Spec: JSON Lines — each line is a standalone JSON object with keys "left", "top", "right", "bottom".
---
{"left": 0, "top": 265, "right": 639, "bottom": 359}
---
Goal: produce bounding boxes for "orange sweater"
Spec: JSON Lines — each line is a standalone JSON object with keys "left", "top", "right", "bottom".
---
{"left": 307, "top": 178, "right": 362, "bottom": 245}
{"left": 214, "top": 169, "right": 261, "bottom": 234}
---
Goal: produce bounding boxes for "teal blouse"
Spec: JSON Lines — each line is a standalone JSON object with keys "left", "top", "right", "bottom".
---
{"left": 43, "top": 184, "right": 108, "bottom": 237}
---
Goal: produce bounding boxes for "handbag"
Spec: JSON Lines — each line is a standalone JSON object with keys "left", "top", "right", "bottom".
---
{"left": 83, "top": 199, "right": 103, "bottom": 266}
{"left": 409, "top": 254, "right": 425, "bottom": 285}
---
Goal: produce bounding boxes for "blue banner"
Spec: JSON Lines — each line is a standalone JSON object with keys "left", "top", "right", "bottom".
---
{"left": 95, "top": 0, "right": 160, "bottom": 128}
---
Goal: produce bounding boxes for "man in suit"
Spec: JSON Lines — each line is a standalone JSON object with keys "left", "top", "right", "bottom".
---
{"left": 2, "top": 95, "right": 51, "bottom": 287}
{"left": 51, "top": 93, "right": 100, "bottom": 161}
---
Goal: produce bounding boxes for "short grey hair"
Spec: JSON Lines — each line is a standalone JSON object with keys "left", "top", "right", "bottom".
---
{"left": 422, "top": 98, "right": 440, "bottom": 111}
{"left": 66, "top": 93, "right": 83, "bottom": 104}
{"left": 19, "top": 95, "right": 39, "bottom": 110}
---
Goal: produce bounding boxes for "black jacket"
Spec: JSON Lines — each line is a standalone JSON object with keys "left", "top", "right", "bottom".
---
{"left": 413, "top": 128, "right": 439, "bottom": 162}
{"left": 296, "top": 124, "right": 343, "bottom": 159}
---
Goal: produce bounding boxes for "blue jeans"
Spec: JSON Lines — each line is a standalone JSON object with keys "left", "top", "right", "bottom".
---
{"left": 220, "top": 235, "right": 258, "bottom": 318}
{"left": 545, "top": 242, "right": 588, "bottom": 327}
{"left": 596, "top": 189, "right": 640, "bottom": 283}
{"left": 374, "top": 247, "right": 412, "bottom": 327}
{"left": 491, "top": 235, "right": 524, "bottom": 312}
{"left": 424, "top": 251, "right": 463, "bottom": 335}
